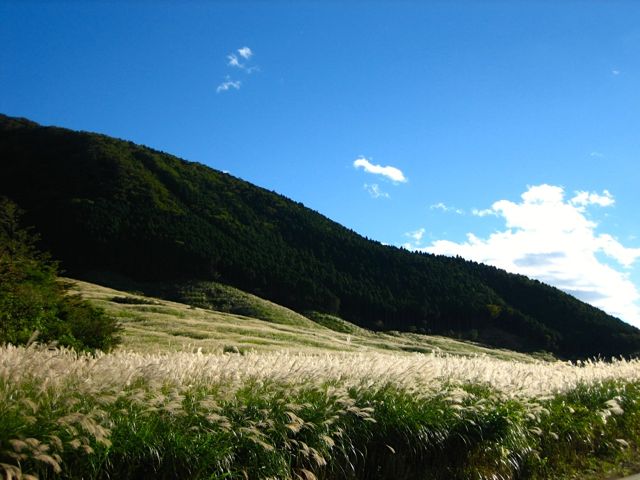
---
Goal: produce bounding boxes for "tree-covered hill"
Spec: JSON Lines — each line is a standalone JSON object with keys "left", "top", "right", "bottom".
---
{"left": 1, "top": 113, "right": 638, "bottom": 359}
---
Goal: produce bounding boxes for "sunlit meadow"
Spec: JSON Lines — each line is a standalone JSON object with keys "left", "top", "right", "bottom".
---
{"left": 2, "top": 345, "right": 640, "bottom": 479}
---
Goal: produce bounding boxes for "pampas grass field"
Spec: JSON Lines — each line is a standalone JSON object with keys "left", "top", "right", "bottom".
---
{"left": 2, "top": 342, "right": 640, "bottom": 479}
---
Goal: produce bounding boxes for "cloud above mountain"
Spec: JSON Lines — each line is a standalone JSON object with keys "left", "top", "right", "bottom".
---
{"left": 409, "top": 184, "right": 640, "bottom": 326}
{"left": 353, "top": 157, "right": 407, "bottom": 183}
{"left": 217, "top": 46, "right": 258, "bottom": 93}
{"left": 364, "top": 183, "right": 389, "bottom": 199}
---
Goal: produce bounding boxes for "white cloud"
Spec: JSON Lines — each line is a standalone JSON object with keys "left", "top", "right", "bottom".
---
{"left": 612, "top": 69, "right": 621, "bottom": 76}
{"left": 570, "top": 190, "right": 614, "bottom": 208}
{"left": 217, "top": 46, "right": 258, "bottom": 93}
{"left": 421, "top": 184, "right": 640, "bottom": 327}
{"left": 227, "top": 53, "right": 243, "bottom": 68}
{"left": 227, "top": 47, "right": 258, "bottom": 73}
{"left": 407, "top": 228, "right": 425, "bottom": 243}
{"left": 590, "top": 151, "right": 605, "bottom": 158}
{"left": 238, "top": 46, "right": 253, "bottom": 60}
{"left": 430, "top": 202, "right": 465, "bottom": 215}
{"left": 472, "top": 208, "right": 497, "bottom": 217}
{"left": 353, "top": 157, "right": 407, "bottom": 183}
{"left": 216, "top": 77, "right": 241, "bottom": 93}
{"left": 402, "top": 228, "right": 426, "bottom": 250}
{"left": 364, "top": 183, "right": 389, "bottom": 199}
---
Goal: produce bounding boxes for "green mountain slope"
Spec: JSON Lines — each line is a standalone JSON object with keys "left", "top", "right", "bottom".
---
{"left": 1, "top": 114, "right": 639, "bottom": 359}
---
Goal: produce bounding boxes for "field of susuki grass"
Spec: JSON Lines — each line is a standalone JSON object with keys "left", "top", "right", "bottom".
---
{"left": 2, "top": 344, "right": 640, "bottom": 479}
{"left": 2, "top": 279, "right": 640, "bottom": 479}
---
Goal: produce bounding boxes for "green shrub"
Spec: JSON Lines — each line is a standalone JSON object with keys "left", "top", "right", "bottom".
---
{"left": 0, "top": 197, "right": 121, "bottom": 351}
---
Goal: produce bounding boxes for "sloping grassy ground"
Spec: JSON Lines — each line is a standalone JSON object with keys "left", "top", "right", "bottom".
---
{"left": 174, "top": 280, "right": 321, "bottom": 329}
{"left": 69, "top": 278, "right": 534, "bottom": 361}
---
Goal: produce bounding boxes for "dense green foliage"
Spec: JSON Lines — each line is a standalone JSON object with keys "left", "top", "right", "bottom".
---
{"left": 1, "top": 114, "right": 639, "bottom": 359}
{"left": 0, "top": 196, "right": 120, "bottom": 351}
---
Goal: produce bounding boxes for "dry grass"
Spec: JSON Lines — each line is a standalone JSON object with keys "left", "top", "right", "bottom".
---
{"left": 69, "top": 278, "right": 534, "bottom": 361}
{"left": 2, "top": 344, "right": 640, "bottom": 479}
{"left": 3, "top": 345, "right": 639, "bottom": 399}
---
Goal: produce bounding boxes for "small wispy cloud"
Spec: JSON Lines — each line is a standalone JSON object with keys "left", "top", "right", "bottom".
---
{"left": 407, "top": 228, "right": 425, "bottom": 243}
{"left": 471, "top": 208, "right": 497, "bottom": 217}
{"left": 570, "top": 190, "right": 614, "bottom": 209}
{"left": 238, "top": 46, "right": 253, "bottom": 60}
{"left": 612, "top": 69, "right": 621, "bottom": 76}
{"left": 364, "top": 183, "right": 389, "bottom": 199}
{"left": 354, "top": 157, "right": 407, "bottom": 183}
{"left": 402, "top": 228, "right": 426, "bottom": 250}
{"left": 227, "top": 54, "right": 242, "bottom": 68}
{"left": 227, "top": 47, "right": 259, "bottom": 73}
{"left": 590, "top": 151, "right": 605, "bottom": 159}
{"left": 430, "top": 202, "right": 465, "bottom": 215}
{"left": 216, "top": 77, "right": 241, "bottom": 93}
{"left": 216, "top": 46, "right": 258, "bottom": 93}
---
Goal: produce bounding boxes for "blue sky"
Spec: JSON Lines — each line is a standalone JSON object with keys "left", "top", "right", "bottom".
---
{"left": 2, "top": 1, "right": 639, "bottom": 326}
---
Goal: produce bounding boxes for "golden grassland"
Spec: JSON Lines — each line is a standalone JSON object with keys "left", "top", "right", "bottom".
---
{"left": 2, "top": 279, "right": 640, "bottom": 479}
{"left": 69, "top": 279, "right": 536, "bottom": 361}
{"left": 2, "top": 343, "right": 640, "bottom": 479}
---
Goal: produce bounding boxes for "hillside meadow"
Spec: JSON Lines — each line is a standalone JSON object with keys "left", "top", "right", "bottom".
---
{"left": 69, "top": 279, "right": 534, "bottom": 361}
{"left": 2, "top": 280, "right": 640, "bottom": 479}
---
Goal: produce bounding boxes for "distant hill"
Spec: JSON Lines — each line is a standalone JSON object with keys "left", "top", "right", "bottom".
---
{"left": 70, "top": 277, "right": 542, "bottom": 361}
{"left": 1, "top": 113, "right": 639, "bottom": 359}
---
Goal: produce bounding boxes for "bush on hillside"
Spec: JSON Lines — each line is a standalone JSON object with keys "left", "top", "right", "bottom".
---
{"left": 0, "top": 196, "right": 120, "bottom": 351}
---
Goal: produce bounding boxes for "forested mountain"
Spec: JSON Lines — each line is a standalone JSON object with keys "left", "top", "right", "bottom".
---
{"left": 1, "top": 113, "right": 638, "bottom": 359}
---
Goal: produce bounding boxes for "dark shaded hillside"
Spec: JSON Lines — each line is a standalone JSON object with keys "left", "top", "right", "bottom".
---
{"left": 1, "top": 114, "right": 639, "bottom": 359}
